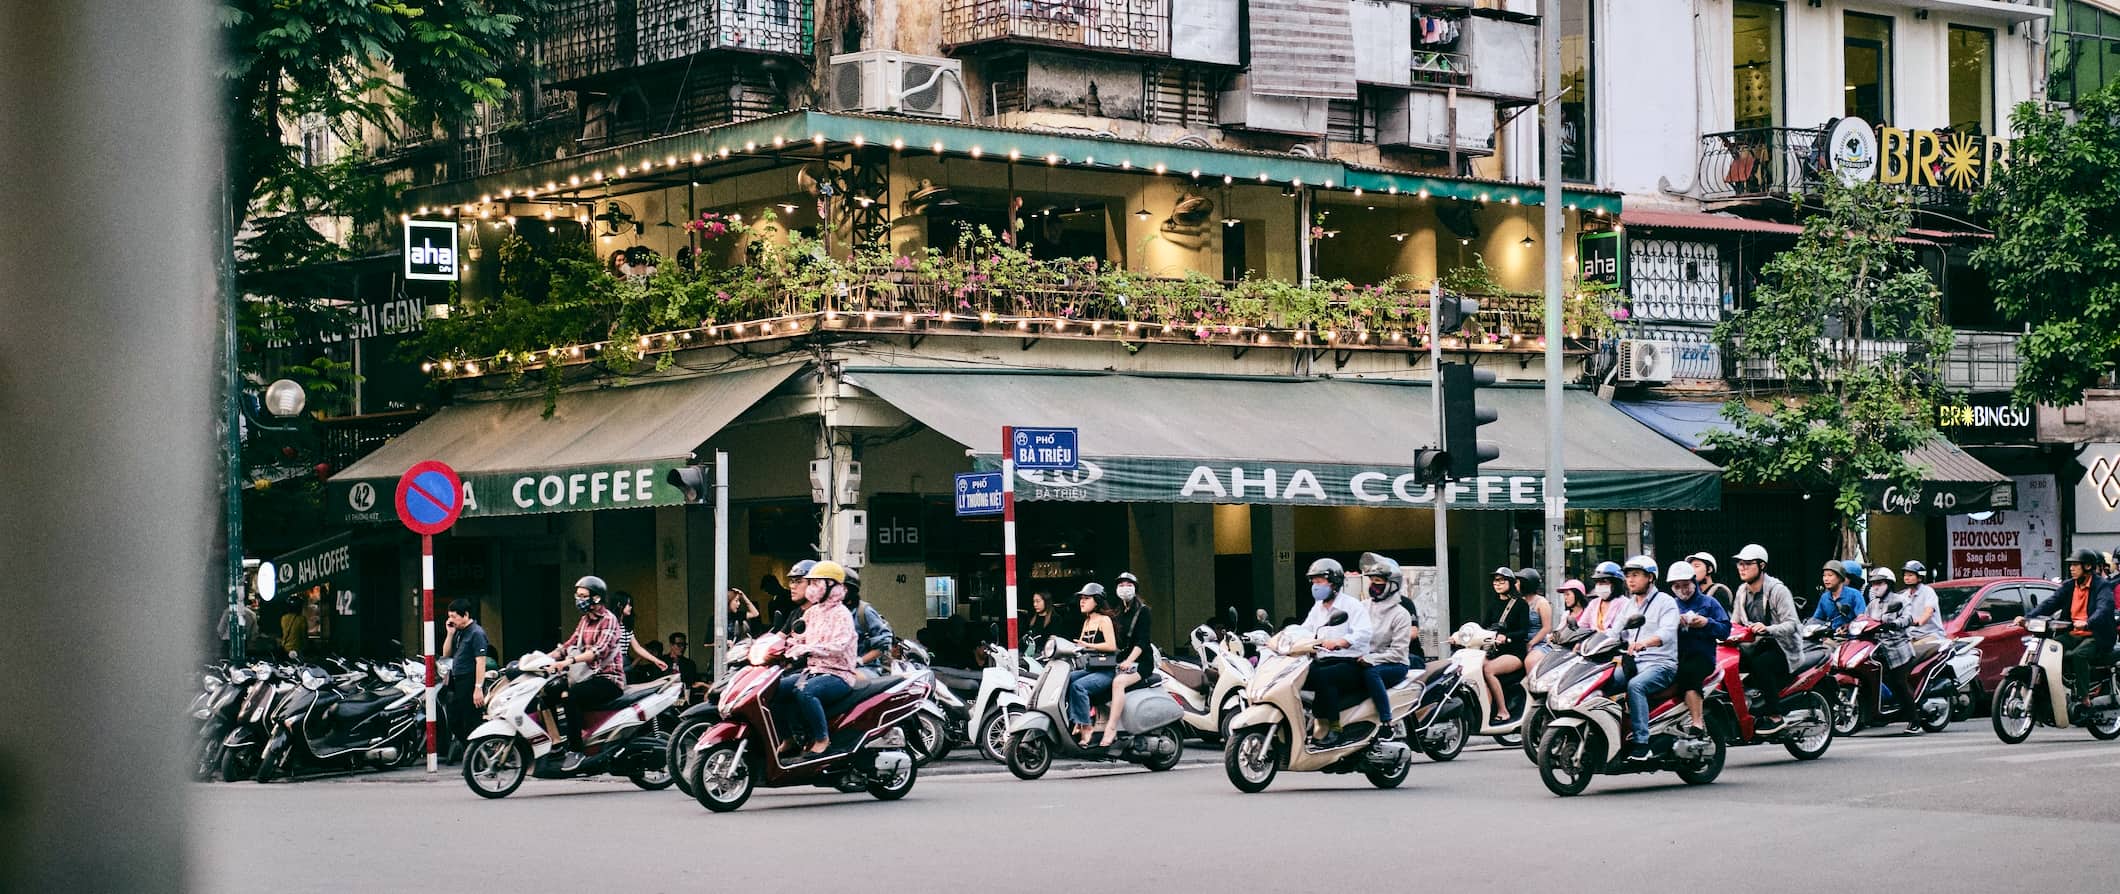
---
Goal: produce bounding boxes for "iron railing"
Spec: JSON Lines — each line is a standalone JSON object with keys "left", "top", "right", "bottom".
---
{"left": 1410, "top": 50, "right": 1471, "bottom": 88}
{"left": 1943, "top": 331, "right": 2021, "bottom": 394}
{"left": 942, "top": 0, "right": 1170, "bottom": 56}
{"left": 1699, "top": 126, "right": 1830, "bottom": 202}
{"left": 543, "top": 0, "right": 813, "bottom": 84}
{"left": 318, "top": 412, "right": 427, "bottom": 472}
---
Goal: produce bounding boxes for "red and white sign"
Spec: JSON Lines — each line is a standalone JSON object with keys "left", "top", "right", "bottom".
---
{"left": 1947, "top": 474, "right": 2060, "bottom": 580}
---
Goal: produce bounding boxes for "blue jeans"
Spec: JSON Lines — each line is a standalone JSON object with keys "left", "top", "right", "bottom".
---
{"left": 1612, "top": 661, "right": 1676, "bottom": 746}
{"left": 1364, "top": 663, "right": 1410, "bottom": 725}
{"left": 1067, "top": 669, "right": 1114, "bottom": 725}
{"left": 779, "top": 673, "right": 852, "bottom": 743}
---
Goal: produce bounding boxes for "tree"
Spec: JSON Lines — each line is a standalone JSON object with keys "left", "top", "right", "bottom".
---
{"left": 1973, "top": 83, "right": 2120, "bottom": 406}
{"left": 1707, "top": 178, "right": 1952, "bottom": 555}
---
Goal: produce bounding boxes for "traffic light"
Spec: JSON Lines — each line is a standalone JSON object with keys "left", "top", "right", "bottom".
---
{"left": 1413, "top": 448, "right": 1450, "bottom": 485}
{"left": 1435, "top": 293, "right": 1480, "bottom": 334}
{"left": 666, "top": 464, "right": 710, "bottom": 504}
{"left": 1440, "top": 362, "right": 1500, "bottom": 479}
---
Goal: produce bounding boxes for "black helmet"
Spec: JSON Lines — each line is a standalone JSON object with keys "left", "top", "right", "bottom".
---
{"left": 1515, "top": 568, "right": 1544, "bottom": 593}
{"left": 2071, "top": 548, "right": 2104, "bottom": 569}
{"left": 1491, "top": 566, "right": 1518, "bottom": 581}
{"left": 1900, "top": 560, "right": 1927, "bottom": 576}
{"left": 787, "top": 559, "right": 817, "bottom": 581}
{"left": 1075, "top": 582, "right": 1106, "bottom": 599}
{"left": 573, "top": 576, "right": 608, "bottom": 598}
{"left": 1305, "top": 558, "right": 1346, "bottom": 590}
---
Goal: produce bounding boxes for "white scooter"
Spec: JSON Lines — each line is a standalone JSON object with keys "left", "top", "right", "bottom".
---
{"left": 1161, "top": 625, "right": 1254, "bottom": 743}
{"left": 461, "top": 652, "right": 684, "bottom": 798}
{"left": 1222, "top": 613, "right": 1419, "bottom": 792}
{"left": 1445, "top": 622, "right": 1529, "bottom": 746}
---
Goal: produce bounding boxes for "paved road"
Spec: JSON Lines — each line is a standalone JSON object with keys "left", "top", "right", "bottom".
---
{"left": 193, "top": 725, "right": 2120, "bottom": 892}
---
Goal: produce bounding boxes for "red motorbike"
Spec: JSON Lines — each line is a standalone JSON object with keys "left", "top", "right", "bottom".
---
{"left": 1829, "top": 617, "right": 1964, "bottom": 736}
{"left": 683, "top": 633, "right": 928, "bottom": 812}
{"left": 1707, "top": 623, "right": 1837, "bottom": 760}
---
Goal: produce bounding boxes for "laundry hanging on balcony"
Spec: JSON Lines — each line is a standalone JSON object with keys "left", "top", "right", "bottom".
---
{"left": 1416, "top": 16, "right": 1459, "bottom": 46}
{"left": 1245, "top": 0, "right": 1357, "bottom": 100}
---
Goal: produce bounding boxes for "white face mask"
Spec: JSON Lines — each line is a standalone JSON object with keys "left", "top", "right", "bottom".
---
{"left": 1592, "top": 583, "right": 1613, "bottom": 598}
{"left": 1116, "top": 584, "right": 1136, "bottom": 599}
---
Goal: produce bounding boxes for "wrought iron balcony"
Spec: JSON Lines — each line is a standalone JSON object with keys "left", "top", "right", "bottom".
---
{"left": 1699, "top": 126, "right": 1830, "bottom": 202}
{"left": 318, "top": 411, "right": 427, "bottom": 472}
{"left": 942, "top": 0, "right": 1171, "bottom": 57}
{"left": 543, "top": 0, "right": 814, "bottom": 85}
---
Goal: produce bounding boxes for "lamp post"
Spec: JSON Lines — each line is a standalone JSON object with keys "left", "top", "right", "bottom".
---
{"left": 228, "top": 377, "right": 307, "bottom": 661}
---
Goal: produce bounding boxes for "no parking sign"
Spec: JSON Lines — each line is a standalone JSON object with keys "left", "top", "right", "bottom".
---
{"left": 395, "top": 460, "right": 463, "bottom": 536}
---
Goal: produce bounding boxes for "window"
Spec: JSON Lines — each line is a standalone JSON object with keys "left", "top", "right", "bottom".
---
{"left": 1844, "top": 13, "right": 1893, "bottom": 122}
{"left": 1732, "top": 1, "right": 1784, "bottom": 130}
{"left": 2050, "top": 2, "right": 2120, "bottom": 106}
{"left": 1948, "top": 26, "right": 1994, "bottom": 133}
{"left": 1560, "top": 0, "right": 1593, "bottom": 181}
{"left": 1974, "top": 587, "right": 2027, "bottom": 628}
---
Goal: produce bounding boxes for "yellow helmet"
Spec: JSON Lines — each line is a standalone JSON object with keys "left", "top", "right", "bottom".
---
{"left": 804, "top": 560, "right": 847, "bottom": 583}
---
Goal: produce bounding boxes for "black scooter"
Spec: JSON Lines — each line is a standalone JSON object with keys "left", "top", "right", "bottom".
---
{"left": 256, "top": 666, "right": 423, "bottom": 781}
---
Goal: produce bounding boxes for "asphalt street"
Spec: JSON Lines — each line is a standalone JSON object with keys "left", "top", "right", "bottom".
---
{"left": 194, "top": 725, "right": 2120, "bottom": 893}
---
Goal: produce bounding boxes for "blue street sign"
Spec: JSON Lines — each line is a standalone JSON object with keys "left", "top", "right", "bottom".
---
{"left": 1012, "top": 427, "right": 1080, "bottom": 471}
{"left": 954, "top": 472, "right": 1005, "bottom": 517}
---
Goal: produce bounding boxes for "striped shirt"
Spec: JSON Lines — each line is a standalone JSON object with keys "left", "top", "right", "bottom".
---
{"left": 554, "top": 607, "right": 624, "bottom": 685}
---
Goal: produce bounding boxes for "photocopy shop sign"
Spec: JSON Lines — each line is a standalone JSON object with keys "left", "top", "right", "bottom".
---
{"left": 975, "top": 456, "right": 1720, "bottom": 511}
{"left": 334, "top": 460, "right": 688, "bottom": 524}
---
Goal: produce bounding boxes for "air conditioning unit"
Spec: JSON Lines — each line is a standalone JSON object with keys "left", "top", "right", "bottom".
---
{"left": 828, "top": 51, "right": 965, "bottom": 119}
{"left": 1616, "top": 339, "right": 1677, "bottom": 384}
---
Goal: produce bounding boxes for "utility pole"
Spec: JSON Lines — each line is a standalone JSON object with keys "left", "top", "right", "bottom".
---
{"left": 1429, "top": 280, "right": 1450, "bottom": 633}
{"left": 1541, "top": 0, "right": 1568, "bottom": 588}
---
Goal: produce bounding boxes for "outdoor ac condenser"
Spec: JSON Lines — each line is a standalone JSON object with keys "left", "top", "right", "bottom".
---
{"left": 828, "top": 51, "right": 965, "bottom": 119}
{"left": 1616, "top": 339, "right": 1677, "bottom": 384}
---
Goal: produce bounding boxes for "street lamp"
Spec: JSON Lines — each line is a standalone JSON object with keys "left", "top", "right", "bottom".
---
{"left": 228, "top": 377, "right": 308, "bottom": 660}
{"left": 264, "top": 378, "right": 306, "bottom": 418}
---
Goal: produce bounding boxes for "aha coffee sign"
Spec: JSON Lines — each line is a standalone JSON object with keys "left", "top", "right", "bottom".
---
{"left": 403, "top": 219, "right": 459, "bottom": 282}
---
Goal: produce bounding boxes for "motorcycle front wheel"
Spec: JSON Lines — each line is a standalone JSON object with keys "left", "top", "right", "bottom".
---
{"left": 1783, "top": 691, "right": 1834, "bottom": 761}
{"left": 1831, "top": 686, "right": 1863, "bottom": 737}
{"left": 1004, "top": 730, "right": 1052, "bottom": 780}
{"left": 1520, "top": 707, "right": 1552, "bottom": 764}
{"left": 1224, "top": 726, "right": 1278, "bottom": 793}
{"left": 667, "top": 720, "right": 711, "bottom": 796}
{"left": 461, "top": 736, "right": 530, "bottom": 799}
{"left": 1536, "top": 726, "right": 1592, "bottom": 797}
{"left": 977, "top": 709, "right": 1015, "bottom": 762}
{"left": 905, "top": 712, "right": 949, "bottom": 767}
{"left": 218, "top": 746, "right": 257, "bottom": 784}
{"left": 689, "top": 742, "right": 754, "bottom": 812}
{"left": 1992, "top": 679, "right": 2035, "bottom": 744}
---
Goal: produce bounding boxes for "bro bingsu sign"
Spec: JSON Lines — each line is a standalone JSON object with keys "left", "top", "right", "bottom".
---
{"left": 337, "top": 461, "right": 688, "bottom": 524}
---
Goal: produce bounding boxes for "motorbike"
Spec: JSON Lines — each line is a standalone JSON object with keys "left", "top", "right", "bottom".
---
{"left": 1828, "top": 617, "right": 1969, "bottom": 735}
{"left": 1443, "top": 622, "right": 1528, "bottom": 746}
{"left": 193, "top": 663, "right": 260, "bottom": 780}
{"left": 1002, "top": 636, "right": 1186, "bottom": 780}
{"left": 1704, "top": 623, "right": 1836, "bottom": 760}
{"left": 219, "top": 665, "right": 300, "bottom": 782}
{"left": 667, "top": 641, "right": 754, "bottom": 797}
{"left": 1222, "top": 614, "right": 1420, "bottom": 792}
{"left": 889, "top": 645, "right": 954, "bottom": 767}
{"left": 1518, "top": 626, "right": 1598, "bottom": 762}
{"left": 461, "top": 652, "right": 685, "bottom": 798}
{"left": 1991, "top": 616, "right": 2120, "bottom": 743}
{"left": 256, "top": 664, "right": 425, "bottom": 782}
{"left": 1533, "top": 615, "right": 1728, "bottom": 797}
{"left": 683, "top": 633, "right": 927, "bottom": 812}
{"left": 1160, "top": 624, "right": 1254, "bottom": 744}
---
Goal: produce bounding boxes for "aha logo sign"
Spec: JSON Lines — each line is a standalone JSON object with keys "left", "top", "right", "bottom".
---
{"left": 403, "top": 219, "right": 459, "bottom": 281}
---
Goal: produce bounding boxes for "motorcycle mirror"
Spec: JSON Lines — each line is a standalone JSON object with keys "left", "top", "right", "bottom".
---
{"left": 1327, "top": 611, "right": 1348, "bottom": 627}
{"left": 1624, "top": 614, "right": 1646, "bottom": 630}
{"left": 791, "top": 620, "right": 807, "bottom": 635}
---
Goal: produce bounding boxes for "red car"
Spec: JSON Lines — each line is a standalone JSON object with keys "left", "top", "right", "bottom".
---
{"left": 1933, "top": 576, "right": 2063, "bottom": 703}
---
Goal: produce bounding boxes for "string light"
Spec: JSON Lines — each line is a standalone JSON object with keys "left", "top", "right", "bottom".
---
{"left": 932, "top": 141, "right": 945, "bottom": 153}
{"left": 773, "top": 136, "right": 785, "bottom": 147}
{"left": 892, "top": 138, "right": 905, "bottom": 150}
{"left": 852, "top": 135, "right": 865, "bottom": 147}
{"left": 744, "top": 141, "right": 757, "bottom": 152}
{"left": 1008, "top": 149, "right": 1021, "bottom": 161}
{"left": 970, "top": 146, "right": 983, "bottom": 158}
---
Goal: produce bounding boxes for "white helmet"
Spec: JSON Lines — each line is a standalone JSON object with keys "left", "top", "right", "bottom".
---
{"left": 1734, "top": 543, "right": 1770, "bottom": 565}
{"left": 1665, "top": 563, "right": 1694, "bottom": 584}
{"left": 1622, "top": 555, "right": 1659, "bottom": 578}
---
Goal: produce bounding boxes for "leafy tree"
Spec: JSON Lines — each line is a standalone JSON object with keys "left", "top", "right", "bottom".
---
{"left": 1708, "top": 178, "right": 1952, "bottom": 554}
{"left": 1973, "top": 83, "right": 2120, "bottom": 406}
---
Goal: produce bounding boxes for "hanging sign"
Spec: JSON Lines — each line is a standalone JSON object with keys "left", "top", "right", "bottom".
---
{"left": 403, "top": 220, "right": 459, "bottom": 282}
{"left": 1578, "top": 230, "right": 1625, "bottom": 292}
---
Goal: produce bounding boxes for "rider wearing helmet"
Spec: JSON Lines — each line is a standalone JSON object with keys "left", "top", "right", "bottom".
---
{"left": 1517, "top": 568, "right": 1557, "bottom": 671}
{"left": 1615, "top": 556, "right": 1680, "bottom": 760}
{"left": 1065, "top": 583, "right": 1120, "bottom": 746}
{"left": 1554, "top": 578, "right": 1590, "bottom": 629}
{"left": 1670, "top": 561, "right": 1730, "bottom": 739}
{"left": 1809, "top": 559, "right": 1868, "bottom": 633}
{"left": 1302, "top": 558, "right": 1374, "bottom": 746}
{"left": 1687, "top": 552, "right": 1734, "bottom": 612}
{"left": 1897, "top": 560, "right": 1946, "bottom": 663}
{"left": 1483, "top": 567, "right": 1532, "bottom": 725}
{"left": 1359, "top": 555, "right": 1416, "bottom": 735}
{"left": 1863, "top": 567, "right": 1921, "bottom": 733}
{"left": 1729, "top": 544, "right": 1800, "bottom": 732}
{"left": 547, "top": 576, "right": 625, "bottom": 771}
{"left": 2029, "top": 548, "right": 2118, "bottom": 691}
{"left": 1584, "top": 561, "right": 1630, "bottom": 633}
{"left": 1097, "top": 572, "right": 1156, "bottom": 749}
{"left": 780, "top": 561, "right": 861, "bottom": 757}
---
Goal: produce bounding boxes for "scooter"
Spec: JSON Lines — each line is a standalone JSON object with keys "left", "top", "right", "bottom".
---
{"left": 1223, "top": 614, "right": 1419, "bottom": 792}
{"left": 1534, "top": 615, "right": 1728, "bottom": 797}
{"left": 257, "top": 665, "right": 425, "bottom": 782}
{"left": 461, "top": 653, "right": 685, "bottom": 798}
{"left": 218, "top": 665, "right": 299, "bottom": 782}
{"left": 1828, "top": 617, "right": 1968, "bottom": 735}
{"left": 193, "top": 663, "right": 260, "bottom": 780}
{"left": 1161, "top": 624, "right": 1254, "bottom": 744}
{"left": 1002, "top": 637, "right": 1186, "bottom": 780}
{"left": 1444, "top": 622, "right": 1528, "bottom": 746}
{"left": 1705, "top": 623, "right": 1837, "bottom": 760}
{"left": 683, "top": 633, "right": 926, "bottom": 812}
{"left": 1519, "top": 626, "right": 1598, "bottom": 763}
{"left": 1991, "top": 616, "right": 2120, "bottom": 743}
{"left": 1399, "top": 660, "right": 1474, "bottom": 762}
{"left": 667, "top": 641, "right": 753, "bottom": 797}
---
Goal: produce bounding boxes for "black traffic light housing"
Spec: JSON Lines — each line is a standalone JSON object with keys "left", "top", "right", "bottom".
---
{"left": 1441, "top": 362, "right": 1500, "bottom": 479}
{"left": 1435, "top": 293, "right": 1480, "bottom": 334}
{"left": 666, "top": 464, "right": 710, "bottom": 504}
{"left": 1413, "top": 448, "right": 1450, "bottom": 485}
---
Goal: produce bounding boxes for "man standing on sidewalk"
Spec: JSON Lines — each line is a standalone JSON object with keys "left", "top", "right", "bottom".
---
{"left": 441, "top": 598, "right": 490, "bottom": 764}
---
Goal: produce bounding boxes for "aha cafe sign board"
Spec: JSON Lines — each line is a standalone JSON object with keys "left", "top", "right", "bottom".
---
{"left": 403, "top": 219, "right": 459, "bottom": 282}
{"left": 336, "top": 460, "right": 689, "bottom": 524}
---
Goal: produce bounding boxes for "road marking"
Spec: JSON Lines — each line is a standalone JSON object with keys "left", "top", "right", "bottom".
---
{"left": 1993, "top": 745, "right": 2120, "bottom": 764}
{"left": 1836, "top": 740, "right": 2020, "bottom": 760}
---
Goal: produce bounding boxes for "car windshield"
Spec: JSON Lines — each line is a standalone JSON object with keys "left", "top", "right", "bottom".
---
{"left": 1936, "top": 585, "right": 1983, "bottom": 620}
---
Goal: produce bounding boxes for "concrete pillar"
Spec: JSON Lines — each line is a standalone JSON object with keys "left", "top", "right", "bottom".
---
{"left": 655, "top": 505, "right": 689, "bottom": 644}
{"left": 1250, "top": 505, "right": 1297, "bottom": 623}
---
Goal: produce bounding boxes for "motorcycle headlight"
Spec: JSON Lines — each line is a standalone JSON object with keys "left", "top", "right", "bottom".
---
{"left": 1554, "top": 672, "right": 1607, "bottom": 712}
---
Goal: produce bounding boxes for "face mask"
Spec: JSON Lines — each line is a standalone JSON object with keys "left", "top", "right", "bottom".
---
{"left": 575, "top": 596, "right": 593, "bottom": 613}
{"left": 1368, "top": 581, "right": 1388, "bottom": 599}
{"left": 1593, "top": 583, "right": 1613, "bottom": 598}
{"left": 1116, "top": 584, "right": 1137, "bottom": 599}
{"left": 1311, "top": 583, "right": 1335, "bottom": 602}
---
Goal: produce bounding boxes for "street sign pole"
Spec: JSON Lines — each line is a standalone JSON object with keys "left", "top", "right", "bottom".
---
{"left": 1002, "top": 426, "right": 1020, "bottom": 671}
{"left": 422, "top": 533, "right": 436, "bottom": 773}
{"left": 1430, "top": 280, "right": 1451, "bottom": 634}
{"left": 712, "top": 450, "right": 730, "bottom": 685}
{"left": 1541, "top": 0, "right": 1569, "bottom": 592}
{"left": 395, "top": 459, "right": 463, "bottom": 776}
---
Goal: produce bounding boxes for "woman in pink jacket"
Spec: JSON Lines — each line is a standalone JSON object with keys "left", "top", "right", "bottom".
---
{"left": 780, "top": 561, "right": 861, "bottom": 757}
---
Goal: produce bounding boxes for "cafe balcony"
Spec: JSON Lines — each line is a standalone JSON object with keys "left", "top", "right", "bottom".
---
{"left": 1698, "top": 126, "right": 1831, "bottom": 203}
{"left": 941, "top": 0, "right": 1171, "bottom": 57}
{"left": 542, "top": 0, "right": 815, "bottom": 86}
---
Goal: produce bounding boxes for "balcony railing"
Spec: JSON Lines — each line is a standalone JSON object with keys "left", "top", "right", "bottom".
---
{"left": 942, "top": 0, "right": 1170, "bottom": 56}
{"left": 1410, "top": 50, "right": 1471, "bottom": 88}
{"left": 543, "top": 0, "right": 814, "bottom": 84}
{"left": 1699, "top": 126, "right": 1830, "bottom": 202}
{"left": 318, "top": 411, "right": 427, "bottom": 472}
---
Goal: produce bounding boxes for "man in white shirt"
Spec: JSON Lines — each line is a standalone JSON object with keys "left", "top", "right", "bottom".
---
{"left": 1612, "top": 556, "right": 1680, "bottom": 760}
{"left": 1300, "top": 558, "right": 1373, "bottom": 746}
{"left": 1899, "top": 561, "right": 1947, "bottom": 662}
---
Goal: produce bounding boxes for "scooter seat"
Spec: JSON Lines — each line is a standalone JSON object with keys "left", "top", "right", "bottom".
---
{"left": 1160, "top": 660, "right": 1206, "bottom": 692}
{"left": 932, "top": 666, "right": 984, "bottom": 695}
{"left": 603, "top": 683, "right": 665, "bottom": 713}
{"left": 1791, "top": 645, "right": 1829, "bottom": 675}
{"left": 331, "top": 695, "right": 400, "bottom": 722}
{"left": 826, "top": 675, "right": 906, "bottom": 714}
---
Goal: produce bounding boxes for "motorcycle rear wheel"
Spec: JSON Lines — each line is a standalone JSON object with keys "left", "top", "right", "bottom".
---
{"left": 1143, "top": 724, "right": 1185, "bottom": 772}
{"left": 1536, "top": 726, "right": 1592, "bottom": 797}
{"left": 1423, "top": 710, "right": 1468, "bottom": 762}
{"left": 1992, "top": 679, "right": 2034, "bottom": 744}
{"left": 1675, "top": 732, "right": 1726, "bottom": 785}
{"left": 867, "top": 756, "right": 918, "bottom": 801}
{"left": 667, "top": 720, "right": 711, "bottom": 797}
{"left": 1918, "top": 697, "right": 1953, "bottom": 734}
{"left": 905, "top": 712, "right": 949, "bottom": 767}
{"left": 1224, "top": 727, "right": 1278, "bottom": 794}
{"left": 1782, "top": 691, "right": 1834, "bottom": 761}
{"left": 1215, "top": 692, "right": 1245, "bottom": 744}
{"left": 461, "top": 736, "right": 530, "bottom": 799}
{"left": 1005, "top": 730, "right": 1052, "bottom": 780}
{"left": 1363, "top": 749, "right": 1411, "bottom": 789}
{"left": 689, "top": 742, "right": 754, "bottom": 812}
{"left": 2088, "top": 705, "right": 2120, "bottom": 741}
{"left": 628, "top": 753, "right": 675, "bottom": 791}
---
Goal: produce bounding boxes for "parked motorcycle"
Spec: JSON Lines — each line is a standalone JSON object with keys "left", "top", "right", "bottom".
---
{"left": 1003, "top": 636, "right": 1186, "bottom": 780}
{"left": 1443, "top": 622, "right": 1528, "bottom": 746}
{"left": 1829, "top": 617, "right": 1969, "bottom": 735}
{"left": 1534, "top": 615, "right": 1727, "bottom": 797}
{"left": 1223, "top": 614, "right": 1419, "bottom": 792}
{"left": 1161, "top": 624, "right": 1254, "bottom": 744}
{"left": 193, "top": 663, "right": 260, "bottom": 780}
{"left": 1705, "top": 623, "right": 1836, "bottom": 760}
{"left": 682, "top": 633, "right": 926, "bottom": 812}
{"left": 256, "top": 664, "right": 424, "bottom": 782}
{"left": 461, "top": 652, "right": 684, "bottom": 798}
{"left": 1991, "top": 616, "right": 2120, "bottom": 743}
{"left": 219, "top": 665, "right": 299, "bottom": 782}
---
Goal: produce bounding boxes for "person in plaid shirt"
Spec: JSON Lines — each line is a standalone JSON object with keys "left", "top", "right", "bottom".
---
{"left": 548, "top": 575, "right": 624, "bottom": 771}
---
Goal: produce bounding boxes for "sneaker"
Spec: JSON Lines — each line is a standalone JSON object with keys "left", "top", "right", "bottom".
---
{"left": 1627, "top": 744, "right": 1651, "bottom": 761}
{"left": 1683, "top": 724, "right": 1708, "bottom": 740}
{"left": 1904, "top": 722, "right": 1924, "bottom": 735}
{"left": 559, "top": 752, "right": 586, "bottom": 773}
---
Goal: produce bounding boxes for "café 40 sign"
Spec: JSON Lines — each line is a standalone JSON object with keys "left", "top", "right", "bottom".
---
{"left": 334, "top": 460, "right": 689, "bottom": 524}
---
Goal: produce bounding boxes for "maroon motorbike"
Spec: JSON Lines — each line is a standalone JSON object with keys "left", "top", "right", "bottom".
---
{"left": 1829, "top": 617, "right": 1966, "bottom": 736}
{"left": 683, "top": 633, "right": 927, "bottom": 812}
{"left": 1709, "top": 623, "right": 1837, "bottom": 760}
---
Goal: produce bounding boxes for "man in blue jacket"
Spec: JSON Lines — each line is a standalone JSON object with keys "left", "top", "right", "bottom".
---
{"left": 1809, "top": 560, "right": 1867, "bottom": 633}
{"left": 2030, "top": 548, "right": 2117, "bottom": 692}
{"left": 1670, "top": 563, "right": 1730, "bottom": 740}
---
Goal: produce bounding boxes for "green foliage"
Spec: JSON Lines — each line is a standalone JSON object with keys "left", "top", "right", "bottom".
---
{"left": 1973, "top": 83, "right": 2120, "bottom": 406}
{"left": 1708, "top": 178, "right": 1949, "bottom": 540}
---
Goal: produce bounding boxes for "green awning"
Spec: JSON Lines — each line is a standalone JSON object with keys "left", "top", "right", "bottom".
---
{"left": 403, "top": 110, "right": 1624, "bottom": 215}
{"left": 330, "top": 364, "right": 800, "bottom": 523}
{"left": 847, "top": 368, "right": 1719, "bottom": 510}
